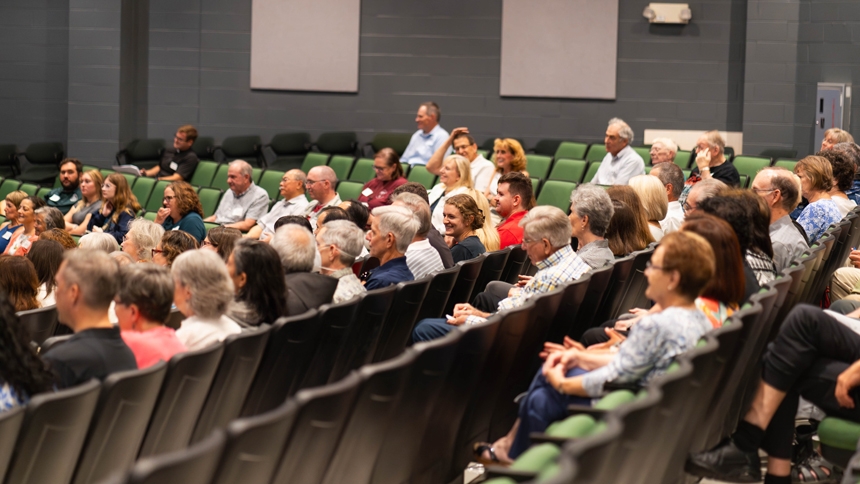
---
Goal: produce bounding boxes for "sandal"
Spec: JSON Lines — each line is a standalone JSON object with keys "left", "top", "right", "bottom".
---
{"left": 792, "top": 452, "right": 842, "bottom": 483}
{"left": 473, "top": 442, "right": 503, "bottom": 467}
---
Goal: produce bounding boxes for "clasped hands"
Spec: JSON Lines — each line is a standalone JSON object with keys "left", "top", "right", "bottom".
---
{"left": 445, "top": 303, "right": 490, "bottom": 326}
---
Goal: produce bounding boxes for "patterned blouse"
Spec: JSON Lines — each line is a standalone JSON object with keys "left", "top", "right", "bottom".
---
{"left": 0, "top": 381, "right": 25, "bottom": 412}
{"left": 796, "top": 199, "right": 841, "bottom": 244}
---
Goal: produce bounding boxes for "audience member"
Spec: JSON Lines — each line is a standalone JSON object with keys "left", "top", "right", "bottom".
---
{"left": 63, "top": 169, "right": 103, "bottom": 235}
{"left": 821, "top": 127, "right": 854, "bottom": 151}
{"left": 392, "top": 192, "right": 444, "bottom": 279}
{"left": 486, "top": 138, "right": 530, "bottom": 204}
{"left": 303, "top": 165, "right": 342, "bottom": 229}
{"left": 122, "top": 218, "right": 165, "bottom": 263}
{"left": 365, "top": 205, "right": 418, "bottom": 290}
{"left": 46, "top": 158, "right": 82, "bottom": 214}
{"left": 650, "top": 162, "right": 685, "bottom": 233}
{"left": 391, "top": 182, "right": 454, "bottom": 268}
{"left": 0, "top": 256, "right": 40, "bottom": 311}
{"left": 818, "top": 149, "right": 857, "bottom": 217}
{"left": 752, "top": 167, "right": 807, "bottom": 272}
{"left": 202, "top": 226, "right": 240, "bottom": 261}
{"left": 246, "top": 169, "right": 308, "bottom": 241}
{"left": 591, "top": 118, "right": 645, "bottom": 185}
{"left": 40, "top": 228, "right": 76, "bottom": 250}
{"left": 42, "top": 250, "right": 137, "bottom": 388}
{"left": 172, "top": 250, "right": 241, "bottom": 350}
{"left": 206, "top": 160, "right": 268, "bottom": 232}
{"left": 0, "top": 191, "right": 27, "bottom": 253}
{"left": 401, "top": 101, "right": 450, "bottom": 166}
{"left": 153, "top": 230, "right": 199, "bottom": 267}
{"left": 683, "top": 178, "right": 727, "bottom": 215}
{"left": 316, "top": 206, "right": 350, "bottom": 231}
{"left": 443, "top": 194, "right": 488, "bottom": 264}
{"left": 226, "top": 239, "right": 287, "bottom": 326}
{"left": 272, "top": 224, "right": 338, "bottom": 315}
{"left": 569, "top": 184, "right": 615, "bottom": 269}
{"left": 794, "top": 155, "right": 842, "bottom": 243}
{"left": 26, "top": 240, "right": 63, "bottom": 307}
{"left": 4, "top": 196, "right": 38, "bottom": 256}
{"left": 428, "top": 154, "right": 484, "bottom": 233}
{"left": 35, "top": 206, "right": 65, "bottom": 235}
{"left": 0, "top": 294, "right": 55, "bottom": 411}
{"left": 629, "top": 174, "right": 668, "bottom": 241}
{"left": 649, "top": 138, "right": 678, "bottom": 165}
{"left": 686, "top": 130, "right": 741, "bottom": 194}
{"left": 274, "top": 215, "right": 313, "bottom": 233}
{"left": 495, "top": 172, "right": 534, "bottom": 249}
{"left": 316, "top": 220, "right": 367, "bottom": 303}
{"left": 427, "top": 128, "right": 495, "bottom": 193}
{"left": 142, "top": 124, "right": 199, "bottom": 181}
{"left": 89, "top": 173, "right": 141, "bottom": 244}
{"left": 78, "top": 232, "right": 120, "bottom": 253}
{"left": 359, "top": 147, "right": 408, "bottom": 208}
{"left": 155, "top": 181, "right": 206, "bottom": 242}
{"left": 111, "top": 251, "right": 134, "bottom": 266}
{"left": 339, "top": 199, "right": 370, "bottom": 231}
{"left": 832, "top": 142, "right": 860, "bottom": 204}
{"left": 115, "top": 264, "right": 186, "bottom": 368}
{"left": 605, "top": 186, "right": 654, "bottom": 255}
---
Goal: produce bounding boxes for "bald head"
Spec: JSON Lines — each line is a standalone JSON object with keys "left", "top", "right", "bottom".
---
{"left": 306, "top": 165, "right": 337, "bottom": 204}
{"left": 281, "top": 169, "right": 307, "bottom": 199}
{"left": 686, "top": 178, "right": 727, "bottom": 214}
{"left": 752, "top": 167, "right": 801, "bottom": 221}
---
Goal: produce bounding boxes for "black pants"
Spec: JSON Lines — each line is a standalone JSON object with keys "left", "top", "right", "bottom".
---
{"left": 759, "top": 304, "right": 860, "bottom": 458}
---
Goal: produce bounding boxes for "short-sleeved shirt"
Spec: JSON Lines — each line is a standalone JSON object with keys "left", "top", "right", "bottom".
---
{"left": 797, "top": 199, "right": 842, "bottom": 243}
{"left": 257, "top": 194, "right": 310, "bottom": 238}
{"left": 591, "top": 146, "right": 645, "bottom": 186}
{"left": 121, "top": 326, "right": 187, "bottom": 369}
{"left": 576, "top": 239, "right": 615, "bottom": 269}
{"left": 405, "top": 238, "right": 445, "bottom": 279}
{"left": 156, "top": 148, "right": 199, "bottom": 181}
{"left": 402, "top": 125, "right": 451, "bottom": 166}
{"left": 770, "top": 214, "right": 809, "bottom": 272}
{"left": 660, "top": 201, "right": 684, "bottom": 234}
{"left": 70, "top": 200, "right": 102, "bottom": 225}
{"left": 365, "top": 256, "right": 414, "bottom": 290}
{"left": 46, "top": 187, "right": 82, "bottom": 215}
{"left": 162, "top": 212, "right": 206, "bottom": 242}
{"left": 470, "top": 155, "right": 496, "bottom": 193}
{"left": 497, "top": 210, "right": 527, "bottom": 249}
{"left": 43, "top": 326, "right": 138, "bottom": 389}
{"left": 451, "top": 235, "right": 486, "bottom": 263}
{"left": 359, "top": 177, "right": 408, "bottom": 210}
{"left": 213, "top": 183, "right": 270, "bottom": 225}
{"left": 330, "top": 267, "right": 367, "bottom": 303}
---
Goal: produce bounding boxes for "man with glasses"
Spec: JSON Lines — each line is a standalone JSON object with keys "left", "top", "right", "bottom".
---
{"left": 426, "top": 127, "right": 495, "bottom": 192}
{"left": 752, "top": 168, "right": 808, "bottom": 273}
{"left": 143, "top": 125, "right": 199, "bottom": 182}
{"left": 679, "top": 130, "right": 740, "bottom": 207}
{"left": 245, "top": 169, "right": 309, "bottom": 242}
{"left": 205, "top": 160, "right": 269, "bottom": 232}
{"left": 682, "top": 178, "right": 726, "bottom": 216}
{"left": 303, "top": 165, "right": 342, "bottom": 230}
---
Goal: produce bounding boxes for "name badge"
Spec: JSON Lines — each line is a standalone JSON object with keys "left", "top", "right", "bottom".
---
{"left": 361, "top": 188, "right": 374, "bottom": 197}
{"left": 169, "top": 162, "right": 179, "bottom": 171}
{"left": 69, "top": 194, "right": 78, "bottom": 203}
{"left": 172, "top": 226, "right": 180, "bottom": 231}
{"left": 49, "top": 194, "right": 61, "bottom": 202}
{"left": 232, "top": 207, "right": 244, "bottom": 217}
{"left": 2, "top": 232, "right": 10, "bottom": 240}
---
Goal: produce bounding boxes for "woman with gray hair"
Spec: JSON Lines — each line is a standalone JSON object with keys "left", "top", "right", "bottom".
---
{"left": 569, "top": 184, "right": 615, "bottom": 269}
{"left": 78, "top": 232, "right": 120, "bottom": 252}
{"left": 121, "top": 218, "right": 165, "bottom": 263}
{"left": 317, "top": 220, "right": 367, "bottom": 303}
{"left": 35, "top": 206, "right": 65, "bottom": 236}
{"left": 172, "top": 250, "right": 241, "bottom": 350}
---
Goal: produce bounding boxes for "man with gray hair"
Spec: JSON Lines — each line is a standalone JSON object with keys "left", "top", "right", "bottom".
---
{"left": 246, "top": 169, "right": 309, "bottom": 242}
{"left": 752, "top": 167, "right": 808, "bottom": 273}
{"left": 680, "top": 130, "right": 740, "bottom": 207}
{"left": 43, "top": 249, "right": 137, "bottom": 388}
{"left": 206, "top": 160, "right": 269, "bottom": 232}
{"left": 412, "top": 205, "right": 591, "bottom": 342}
{"left": 316, "top": 220, "right": 367, "bottom": 303}
{"left": 303, "top": 165, "right": 342, "bottom": 230}
{"left": 364, "top": 205, "right": 419, "bottom": 290}
{"left": 272, "top": 223, "right": 338, "bottom": 315}
{"left": 392, "top": 192, "right": 444, "bottom": 279}
{"left": 649, "top": 138, "right": 678, "bottom": 165}
{"left": 401, "top": 101, "right": 450, "bottom": 166}
{"left": 683, "top": 178, "right": 727, "bottom": 215}
{"left": 650, "top": 163, "right": 685, "bottom": 233}
{"left": 591, "top": 118, "right": 645, "bottom": 186}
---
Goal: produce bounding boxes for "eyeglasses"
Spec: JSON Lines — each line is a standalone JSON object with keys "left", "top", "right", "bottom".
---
{"left": 372, "top": 165, "right": 389, "bottom": 171}
{"left": 305, "top": 179, "right": 322, "bottom": 186}
{"left": 151, "top": 248, "right": 164, "bottom": 258}
{"left": 521, "top": 238, "right": 543, "bottom": 246}
{"left": 645, "top": 261, "right": 668, "bottom": 271}
{"left": 163, "top": 196, "right": 174, "bottom": 201}
{"left": 682, "top": 201, "right": 696, "bottom": 213}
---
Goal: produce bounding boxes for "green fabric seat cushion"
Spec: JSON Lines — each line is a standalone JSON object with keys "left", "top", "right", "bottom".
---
{"left": 509, "top": 443, "right": 561, "bottom": 473}
{"left": 819, "top": 417, "right": 860, "bottom": 451}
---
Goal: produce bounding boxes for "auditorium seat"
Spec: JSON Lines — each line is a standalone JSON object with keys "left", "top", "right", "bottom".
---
{"left": 17, "top": 305, "right": 58, "bottom": 345}
{"left": 300, "top": 298, "right": 362, "bottom": 389}
{"left": 256, "top": 169, "right": 284, "bottom": 200}
{"left": 209, "top": 164, "right": 230, "bottom": 192}
{"left": 144, "top": 181, "right": 171, "bottom": 213}
{"left": 555, "top": 415, "right": 625, "bottom": 484}
{"left": 336, "top": 181, "right": 364, "bottom": 201}
{"left": 548, "top": 158, "right": 586, "bottom": 183}
{"left": 0, "top": 406, "right": 24, "bottom": 483}
{"left": 592, "top": 252, "right": 636, "bottom": 323}
{"left": 533, "top": 139, "right": 563, "bottom": 156}
{"left": 0, "top": 144, "right": 18, "bottom": 178}
{"left": 214, "top": 135, "right": 263, "bottom": 167}
{"left": 329, "top": 285, "right": 398, "bottom": 383}
{"left": 36, "top": 187, "right": 52, "bottom": 199}
{"left": 760, "top": 148, "right": 797, "bottom": 159}
{"left": 191, "top": 137, "right": 216, "bottom": 161}
{"left": 196, "top": 187, "right": 222, "bottom": 218}
{"left": 583, "top": 161, "right": 601, "bottom": 182}
{"left": 773, "top": 158, "right": 798, "bottom": 172}
{"left": 125, "top": 430, "right": 225, "bottom": 484}
{"left": 299, "top": 152, "right": 329, "bottom": 174}
{"left": 348, "top": 157, "right": 375, "bottom": 183}
{"left": 632, "top": 146, "right": 651, "bottom": 164}
{"left": 264, "top": 132, "right": 311, "bottom": 171}
{"left": 673, "top": 149, "right": 692, "bottom": 169}
{"left": 372, "top": 277, "right": 431, "bottom": 363}
{"left": 536, "top": 180, "right": 577, "bottom": 213}
{"left": 116, "top": 139, "right": 166, "bottom": 170}
{"left": 18, "top": 183, "right": 38, "bottom": 196}
{"left": 585, "top": 144, "right": 607, "bottom": 163}
{"left": 16, "top": 142, "right": 65, "bottom": 184}
{"left": 554, "top": 142, "right": 588, "bottom": 161}
{"left": 609, "top": 246, "right": 654, "bottom": 316}
{"left": 406, "top": 165, "right": 437, "bottom": 189}
{"left": 314, "top": 131, "right": 357, "bottom": 155}
{"left": 471, "top": 247, "right": 511, "bottom": 299}
{"left": 327, "top": 155, "right": 354, "bottom": 181}
{"left": 130, "top": 177, "right": 156, "bottom": 209}
{"left": 444, "top": 255, "right": 486, "bottom": 316}
{"left": 0, "top": 178, "right": 21, "bottom": 200}
{"left": 525, "top": 154, "right": 552, "bottom": 180}
{"left": 415, "top": 264, "right": 461, "bottom": 321}
{"left": 500, "top": 246, "right": 529, "bottom": 284}
{"left": 364, "top": 132, "right": 412, "bottom": 157}
{"left": 545, "top": 272, "right": 593, "bottom": 342}
{"left": 818, "top": 417, "right": 860, "bottom": 468}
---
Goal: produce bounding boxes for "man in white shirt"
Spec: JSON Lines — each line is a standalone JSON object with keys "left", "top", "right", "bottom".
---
{"left": 591, "top": 118, "right": 645, "bottom": 186}
{"left": 246, "top": 169, "right": 310, "bottom": 242}
{"left": 391, "top": 192, "right": 444, "bottom": 279}
{"left": 303, "top": 166, "right": 342, "bottom": 230}
{"left": 401, "top": 102, "right": 450, "bottom": 166}
{"left": 649, "top": 138, "right": 678, "bottom": 165}
{"left": 650, "top": 162, "right": 685, "bottom": 234}
{"left": 425, "top": 127, "right": 495, "bottom": 192}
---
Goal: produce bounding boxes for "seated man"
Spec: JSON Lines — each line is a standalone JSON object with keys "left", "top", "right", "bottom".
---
{"left": 752, "top": 167, "right": 808, "bottom": 273}
{"left": 495, "top": 172, "right": 533, "bottom": 249}
{"left": 649, "top": 138, "right": 678, "bottom": 165}
{"left": 246, "top": 169, "right": 309, "bottom": 242}
{"left": 680, "top": 130, "right": 741, "bottom": 206}
{"left": 46, "top": 158, "right": 82, "bottom": 215}
{"left": 115, "top": 263, "right": 186, "bottom": 369}
{"left": 42, "top": 250, "right": 137, "bottom": 388}
{"left": 272, "top": 223, "right": 338, "bottom": 315}
{"left": 650, "top": 162, "right": 685, "bottom": 234}
{"left": 316, "top": 220, "right": 367, "bottom": 303}
{"left": 591, "top": 118, "right": 645, "bottom": 186}
{"left": 205, "top": 160, "right": 269, "bottom": 232}
{"left": 303, "top": 165, "right": 342, "bottom": 230}
{"left": 412, "top": 206, "right": 591, "bottom": 342}
{"left": 143, "top": 124, "right": 199, "bottom": 181}
{"left": 426, "top": 128, "right": 495, "bottom": 192}
{"left": 364, "top": 205, "right": 419, "bottom": 290}
{"left": 391, "top": 182, "right": 454, "bottom": 268}
{"left": 401, "top": 101, "right": 450, "bottom": 166}
{"left": 392, "top": 192, "right": 444, "bottom": 279}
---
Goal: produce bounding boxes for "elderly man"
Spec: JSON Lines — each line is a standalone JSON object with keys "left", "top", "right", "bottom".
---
{"left": 364, "top": 205, "right": 419, "bottom": 290}
{"left": 272, "top": 224, "right": 338, "bottom": 315}
{"left": 752, "top": 167, "right": 808, "bottom": 273}
{"left": 495, "top": 172, "right": 534, "bottom": 249}
{"left": 412, "top": 206, "right": 591, "bottom": 342}
{"left": 143, "top": 125, "right": 199, "bottom": 182}
{"left": 303, "top": 165, "right": 342, "bottom": 230}
{"left": 591, "top": 118, "right": 645, "bottom": 186}
{"left": 317, "top": 220, "right": 367, "bottom": 303}
{"left": 42, "top": 250, "right": 137, "bottom": 388}
{"left": 205, "top": 160, "right": 269, "bottom": 232}
{"left": 679, "top": 130, "right": 740, "bottom": 207}
{"left": 46, "top": 158, "right": 82, "bottom": 214}
{"left": 649, "top": 138, "right": 678, "bottom": 165}
{"left": 392, "top": 192, "right": 444, "bottom": 279}
{"left": 682, "top": 178, "right": 727, "bottom": 216}
{"left": 391, "top": 182, "right": 454, "bottom": 268}
{"left": 246, "top": 169, "right": 309, "bottom": 241}
{"left": 401, "top": 102, "right": 451, "bottom": 166}
{"left": 650, "top": 162, "right": 685, "bottom": 234}
{"left": 426, "top": 127, "right": 495, "bottom": 192}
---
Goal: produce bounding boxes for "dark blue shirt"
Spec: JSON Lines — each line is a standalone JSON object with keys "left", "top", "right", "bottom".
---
{"left": 0, "top": 224, "right": 21, "bottom": 253}
{"left": 450, "top": 235, "right": 486, "bottom": 264}
{"left": 89, "top": 209, "right": 135, "bottom": 244}
{"left": 162, "top": 212, "right": 206, "bottom": 243}
{"left": 365, "top": 256, "right": 414, "bottom": 290}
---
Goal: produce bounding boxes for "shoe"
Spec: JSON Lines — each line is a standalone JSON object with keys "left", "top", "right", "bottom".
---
{"left": 685, "top": 438, "right": 762, "bottom": 483}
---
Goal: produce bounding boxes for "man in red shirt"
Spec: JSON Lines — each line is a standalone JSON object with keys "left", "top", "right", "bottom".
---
{"left": 495, "top": 172, "right": 534, "bottom": 248}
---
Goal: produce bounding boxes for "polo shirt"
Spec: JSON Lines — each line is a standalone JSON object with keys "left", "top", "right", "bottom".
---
{"left": 46, "top": 187, "right": 82, "bottom": 215}
{"left": 213, "top": 183, "right": 270, "bottom": 225}
{"left": 497, "top": 210, "right": 527, "bottom": 249}
{"left": 402, "top": 125, "right": 451, "bottom": 166}
{"left": 405, "top": 238, "right": 444, "bottom": 279}
{"left": 162, "top": 212, "right": 206, "bottom": 243}
{"left": 365, "top": 256, "right": 414, "bottom": 290}
{"left": 43, "top": 326, "right": 138, "bottom": 389}
{"left": 591, "top": 146, "right": 645, "bottom": 186}
{"left": 121, "top": 326, "right": 187, "bottom": 369}
{"left": 257, "top": 194, "right": 311, "bottom": 238}
{"left": 156, "top": 148, "right": 199, "bottom": 181}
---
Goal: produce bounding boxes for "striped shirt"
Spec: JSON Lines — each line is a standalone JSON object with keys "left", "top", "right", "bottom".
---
{"left": 406, "top": 239, "right": 444, "bottom": 279}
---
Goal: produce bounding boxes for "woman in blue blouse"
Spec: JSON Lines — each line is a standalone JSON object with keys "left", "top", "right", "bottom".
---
{"left": 154, "top": 181, "right": 206, "bottom": 243}
{"left": 475, "top": 231, "right": 715, "bottom": 464}
{"left": 89, "top": 173, "right": 141, "bottom": 244}
{"left": 0, "top": 190, "right": 27, "bottom": 253}
{"left": 0, "top": 294, "right": 55, "bottom": 412}
{"left": 795, "top": 155, "right": 842, "bottom": 244}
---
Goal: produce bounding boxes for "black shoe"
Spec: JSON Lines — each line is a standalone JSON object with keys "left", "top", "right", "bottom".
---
{"left": 685, "top": 438, "right": 762, "bottom": 483}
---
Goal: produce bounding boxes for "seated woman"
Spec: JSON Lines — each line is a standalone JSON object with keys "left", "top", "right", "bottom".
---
{"left": 486, "top": 138, "right": 529, "bottom": 224}
{"left": 794, "top": 155, "right": 842, "bottom": 243}
{"left": 478, "top": 231, "right": 715, "bottom": 464}
{"left": 26, "top": 240, "right": 64, "bottom": 307}
{"left": 569, "top": 184, "right": 615, "bottom": 269}
{"left": 628, "top": 174, "right": 668, "bottom": 242}
{"left": 202, "top": 226, "right": 241, "bottom": 262}
{"left": 63, "top": 169, "right": 103, "bottom": 235}
{"left": 604, "top": 200, "right": 648, "bottom": 257}
{"left": 0, "top": 256, "right": 40, "bottom": 311}
{"left": 153, "top": 230, "right": 199, "bottom": 268}
{"left": 428, "top": 154, "right": 493, "bottom": 238}
{"left": 78, "top": 232, "right": 120, "bottom": 252}
{"left": 172, "top": 249, "right": 241, "bottom": 350}
{"left": 121, "top": 218, "right": 165, "bottom": 263}
{"left": 359, "top": 148, "right": 408, "bottom": 209}
{"left": 154, "top": 181, "right": 206, "bottom": 243}
{"left": 226, "top": 239, "right": 287, "bottom": 327}
{"left": 35, "top": 206, "right": 65, "bottom": 236}
{"left": 0, "top": 191, "right": 27, "bottom": 253}
{"left": 39, "top": 228, "right": 76, "bottom": 250}
{"left": 115, "top": 264, "right": 187, "bottom": 369}
{"left": 89, "top": 173, "right": 142, "bottom": 244}
{"left": 443, "top": 194, "right": 488, "bottom": 264}
{"left": 607, "top": 185, "right": 654, "bottom": 254}
{"left": 818, "top": 149, "right": 857, "bottom": 217}
{"left": 0, "top": 294, "right": 55, "bottom": 412}
{"left": 4, "top": 196, "right": 38, "bottom": 256}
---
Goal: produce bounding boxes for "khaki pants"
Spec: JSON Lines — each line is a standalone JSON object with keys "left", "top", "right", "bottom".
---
{"left": 831, "top": 266, "right": 860, "bottom": 301}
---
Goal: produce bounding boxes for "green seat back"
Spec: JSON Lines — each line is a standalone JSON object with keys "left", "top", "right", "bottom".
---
{"left": 732, "top": 156, "right": 771, "bottom": 182}
{"left": 526, "top": 154, "right": 552, "bottom": 180}
{"left": 644, "top": 166, "right": 652, "bottom": 174}
{"left": 36, "top": 187, "right": 52, "bottom": 199}
{"left": 142, "top": 211, "right": 157, "bottom": 222}
{"left": 683, "top": 170, "right": 691, "bottom": 179}
{"left": 300, "top": 152, "right": 330, "bottom": 174}
{"left": 211, "top": 164, "right": 231, "bottom": 192}
{"left": 546, "top": 414, "right": 596, "bottom": 439}
{"left": 584, "top": 162, "right": 601, "bottom": 182}
{"left": 536, "top": 180, "right": 576, "bottom": 213}
{"left": 531, "top": 178, "right": 541, "bottom": 196}
{"left": 554, "top": 142, "right": 588, "bottom": 160}
{"left": 252, "top": 167, "right": 262, "bottom": 184}
{"left": 549, "top": 159, "right": 586, "bottom": 183}
{"left": 53, "top": 176, "right": 62, "bottom": 189}
{"left": 100, "top": 169, "right": 115, "bottom": 179}
{"left": 774, "top": 159, "right": 798, "bottom": 172}
{"left": 189, "top": 161, "right": 218, "bottom": 188}
{"left": 818, "top": 417, "right": 860, "bottom": 451}
{"left": 329, "top": 156, "right": 355, "bottom": 181}
{"left": 400, "top": 163, "right": 411, "bottom": 176}
{"left": 337, "top": 181, "right": 365, "bottom": 201}
{"left": 19, "top": 183, "right": 39, "bottom": 196}
{"left": 674, "top": 150, "right": 692, "bottom": 169}
{"left": 633, "top": 146, "right": 651, "bottom": 164}
{"left": 739, "top": 174, "right": 749, "bottom": 188}
{"left": 145, "top": 181, "right": 171, "bottom": 212}
{"left": 586, "top": 144, "right": 608, "bottom": 162}
{"left": 349, "top": 158, "right": 376, "bottom": 183}
{"left": 197, "top": 187, "right": 222, "bottom": 218}
{"left": 120, "top": 173, "right": 136, "bottom": 187}
{"left": 204, "top": 222, "right": 219, "bottom": 233}
{"left": 407, "top": 165, "right": 437, "bottom": 189}
{"left": 594, "top": 390, "right": 637, "bottom": 410}
{"left": 131, "top": 177, "right": 156, "bottom": 209}
{"left": 370, "top": 132, "right": 412, "bottom": 156}
{"left": 258, "top": 170, "right": 284, "bottom": 200}
{"left": 509, "top": 443, "right": 561, "bottom": 473}
{"left": 82, "top": 165, "right": 99, "bottom": 174}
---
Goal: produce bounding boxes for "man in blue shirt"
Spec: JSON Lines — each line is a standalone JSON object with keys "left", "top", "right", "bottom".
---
{"left": 46, "top": 158, "right": 83, "bottom": 215}
{"left": 401, "top": 102, "right": 451, "bottom": 166}
{"left": 364, "top": 205, "right": 419, "bottom": 290}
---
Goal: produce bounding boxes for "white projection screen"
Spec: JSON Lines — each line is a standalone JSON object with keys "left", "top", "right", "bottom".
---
{"left": 250, "top": 0, "right": 361, "bottom": 92}
{"left": 500, "top": 0, "right": 618, "bottom": 99}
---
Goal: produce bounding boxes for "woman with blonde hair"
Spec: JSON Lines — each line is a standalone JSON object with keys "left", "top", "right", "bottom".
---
{"left": 794, "top": 155, "right": 842, "bottom": 243}
{"left": 487, "top": 138, "right": 529, "bottom": 199}
{"left": 89, "top": 173, "right": 142, "bottom": 244}
{"left": 821, "top": 127, "right": 854, "bottom": 152}
{"left": 0, "top": 191, "right": 28, "bottom": 253}
{"left": 628, "top": 174, "right": 669, "bottom": 241}
{"left": 64, "top": 169, "right": 103, "bottom": 235}
{"left": 428, "top": 154, "right": 494, "bottom": 242}
{"left": 122, "top": 218, "right": 165, "bottom": 263}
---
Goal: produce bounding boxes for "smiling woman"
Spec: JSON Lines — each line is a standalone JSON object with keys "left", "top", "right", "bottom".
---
{"left": 358, "top": 148, "right": 407, "bottom": 209}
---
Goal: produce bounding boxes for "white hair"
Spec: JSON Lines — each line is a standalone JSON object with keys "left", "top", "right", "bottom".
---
{"left": 371, "top": 205, "right": 419, "bottom": 254}
{"left": 171, "top": 249, "right": 234, "bottom": 320}
{"left": 229, "top": 159, "right": 253, "bottom": 178}
{"left": 78, "top": 232, "right": 120, "bottom": 252}
{"left": 391, "top": 192, "right": 432, "bottom": 237}
{"left": 318, "top": 220, "right": 365, "bottom": 266}
{"left": 650, "top": 137, "right": 678, "bottom": 154}
{"left": 271, "top": 224, "right": 316, "bottom": 273}
{"left": 520, "top": 206, "right": 573, "bottom": 249}
{"left": 608, "top": 117, "right": 634, "bottom": 144}
{"left": 126, "top": 218, "right": 165, "bottom": 262}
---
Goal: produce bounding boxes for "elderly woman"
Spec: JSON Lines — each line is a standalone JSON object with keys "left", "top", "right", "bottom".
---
{"left": 443, "top": 194, "right": 489, "bottom": 263}
{"left": 153, "top": 230, "right": 198, "bottom": 268}
{"left": 78, "top": 232, "right": 120, "bottom": 252}
{"left": 316, "top": 219, "right": 366, "bottom": 303}
{"left": 629, "top": 175, "right": 668, "bottom": 241}
{"left": 154, "top": 181, "right": 206, "bottom": 243}
{"left": 0, "top": 256, "right": 40, "bottom": 311}
{"left": 359, "top": 148, "right": 408, "bottom": 209}
{"left": 794, "top": 155, "right": 842, "bottom": 243}
{"left": 821, "top": 127, "right": 854, "bottom": 152}
{"left": 202, "top": 226, "right": 241, "bottom": 262}
{"left": 35, "top": 206, "right": 65, "bottom": 236}
{"left": 0, "top": 191, "right": 27, "bottom": 253}
{"left": 64, "top": 169, "right": 103, "bottom": 235}
{"left": 226, "top": 239, "right": 287, "bottom": 327}
{"left": 26, "top": 240, "right": 63, "bottom": 307}
{"left": 121, "top": 218, "right": 165, "bottom": 263}
{"left": 172, "top": 250, "right": 241, "bottom": 350}
{"left": 818, "top": 149, "right": 857, "bottom": 217}
{"left": 0, "top": 294, "right": 55, "bottom": 412}
{"left": 569, "top": 184, "right": 615, "bottom": 269}
{"left": 478, "top": 231, "right": 715, "bottom": 464}
{"left": 4, "top": 196, "right": 39, "bottom": 256}
{"left": 428, "top": 154, "right": 491, "bottom": 235}
{"left": 89, "top": 173, "right": 142, "bottom": 244}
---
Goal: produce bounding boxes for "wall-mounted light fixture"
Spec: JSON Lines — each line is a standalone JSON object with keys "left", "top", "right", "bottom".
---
{"left": 643, "top": 3, "right": 692, "bottom": 24}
